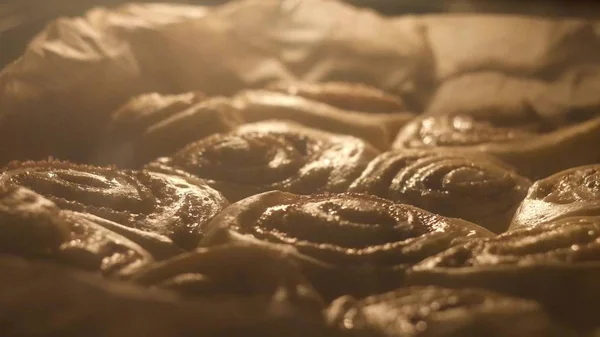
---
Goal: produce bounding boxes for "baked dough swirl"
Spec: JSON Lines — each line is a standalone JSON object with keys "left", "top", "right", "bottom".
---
{"left": 232, "top": 91, "right": 414, "bottom": 150}
{"left": 0, "top": 186, "right": 152, "bottom": 276}
{"left": 393, "top": 115, "right": 600, "bottom": 179}
{"left": 511, "top": 165, "right": 600, "bottom": 229}
{"left": 201, "top": 191, "right": 494, "bottom": 298}
{"left": 327, "top": 286, "right": 559, "bottom": 337}
{"left": 131, "top": 243, "right": 323, "bottom": 310}
{"left": 265, "top": 81, "right": 406, "bottom": 113}
{"left": 148, "top": 121, "right": 379, "bottom": 202}
{"left": 105, "top": 92, "right": 207, "bottom": 136}
{"left": 349, "top": 150, "right": 531, "bottom": 233}
{"left": 394, "top": 115, "right": 535, "bottom": 148}
{"left": 408, "top": 216, "right": 600, "bottom": 328}
{"left": 0, "top": 161, "right": 228, "bottom": 255}
{"left": 97, "top": 93, "right": 242, "bottom": 168}
{"left": 0, "top": 256, "right": 332, "bottom": 337}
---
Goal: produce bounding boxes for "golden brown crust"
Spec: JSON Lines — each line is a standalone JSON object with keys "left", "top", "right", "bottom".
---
{"left": 106, "top": 92, "right": 207, "bottom": 137}
{"left": 0, "top": 160, "right": 229, "bottom": 253}
{"left": 57, "top": 211, "right": 154, "bottom": 277}
{"left": 393, "top": 115, "right": 600, "bottom": 179}
{"left": 0, "top": 256, "right": 332, "bottom": 337}
{"left": 131, "top": 242, "right": 324, "bottom": 310}
{"left": 327, "top": 286, "right": 560, "bottom": 337}
{"left": 349, "top": 150, "right": 531, "bottom": 233}
{"left": 97, "top": 94, "right": 242, "bottom": 168}
{"left": 417, "top": 217, "right": 600, "bottom": 268}
{"left": 204, "top": 192, "right": 493, "bottom": 266}
{"left": 0, "top": 186, "right": 153, "bottom": 276}
{"left": 232, "top": 90, "right": 414, "bottom": 150}
{"left": 511, "top": 165, "right": 600, "bottom": 229}
{"left": 394, "top": 115, "right": 535, "bottom": 149}
{"left": 407, "top": 216, "right": 600, "bottom": 328}
{"left": 0, "top": 186, "right": 70, "bottom": 256}
{"left": 201, "top": 191, "right": 493, "bottom": 298}
{"left": 147, "top": 121, "right": 380, "bottom": 202}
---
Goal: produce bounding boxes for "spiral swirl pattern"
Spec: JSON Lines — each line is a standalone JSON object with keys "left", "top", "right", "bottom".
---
{"left": 409, "top": 216, "right": 600, "bottom": 327}
{"left": 98, "top": 95, "right": 242, "bottom": 168}
{"left": 530, "top": 165, "right": 600, "bottom": 204}
{"left": 202, "top": 191, "right": 493, "bottom": 297}
{"left": 58, "top": 211, "right": 154, "bottom": 276}
{"left": 106, "top": 91, "right": 207, "bottom": 137}
{"left": 418, "top": 216, "right": 600, "bottom": 269}
{"left": 203, "top": 191, "right": 493, "bottom": 267}
{"left": 511, "top": 165, "right": 600, "bottom": 229}
{"left": 393, "top": 115, "right": 534, "bottom": 149}
{"left": 0, "top": 161, "right": 228, "bottom": 251}
{"left": 0, "top": 186, "right": 69, "bottom": 256}
{"left": 265, "top": 81, "right": 406, "bottom": 113}
{"left": 0, "top": 256, "right": 332, "bottom": 337}
{"left": 149, "top": 121, "right": 379, "bottom": 202}
{"left": 0, "top": 186, "right": 152, "bottom": 276}
{"left": 328, "top": 286, "right": 554, "bottom": 337}
{"left": 350, "top": 151, "right": 531, "bottom": 233}
{"left": 131, "top": 243, "right": 322, "bottom": 306}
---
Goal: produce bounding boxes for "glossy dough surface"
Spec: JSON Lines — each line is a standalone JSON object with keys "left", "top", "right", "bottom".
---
{"left": 0, "top": 186, "right": 152, "bottom": 276}
{"left": 350, "top": 150, "right": 531, "bottom": 233}
{"left": 511, "top": 165, "right": 600, "bottom": 229}
{"left": 2, "top": 4, "right": 600, "bottom": 334}
{"left": 0, "top": 161, "right": 228, "bottom": 251}
{"left": 393, "top": 115, "right": 600, "bottom": 179}
{"left": 201, "top": 191, "right": 493, "bottom": 297}
{"left": 408, "top": 216, "right": 600, "bottom": 327}
{"left": 149, "top": 121, "right": 379, "bottom": 202}
{"left": 204, "top": 192, "right": 493, "bottom": 266}
{"left": 327, "top": 286, "right": 558, "bottom": 337}
{"left": 0, "top": 256, "right": 331, "bottom": 337}
{"left": 231, "top": 90, "right": 413, "bottom": 149}
{"left": 416, "top": 217, "right": 600, "bottom": 269}
{"left": 98, "top": 94, "right": 242, "bottom": 168}
{"left": 393, "top": 115, "right": 535, "bottom": 148}
{"left": 131, "top": 242, "right": 323, "bottom": 308}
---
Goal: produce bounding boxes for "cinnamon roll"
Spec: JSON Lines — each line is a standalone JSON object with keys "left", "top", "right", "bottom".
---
{"left": 0, "top": 186, "right": 152, "bottom": 276}
{"left": 232, "top": 91, "right": 415, "bottom": 149}
{"left": 393, "top": 115, "right": 600, "bottom": 179}
{"left": 327, "top": 286, "right": 560, "bottom": 337}
{"left": 200, "top": 191, "right": 494, "bottom": 298}
{"left": 106, "top": 92, "right": 207, "bottom": 134}
{"left": 407, "top": 216, "right": 600, "bottom": 328}
{"left": 394, "top": 115, "right": 536, "bottom": 149}
{"left": 96, "top": 93, "right": 242, "bottom": 168}
{"left": 265, "top": 81, "right": 406, "bottom": 113}
{"left": 0, "top": 256, "right": 332, "bottom": 337}
{"left": 510, "top": 165, "right": 600, "bottom": 229}
{"left": 131, "top": 243, "right": 322, "bottom": 308}
{"left": 349, "top": 150, "right": 531, "bottom": 233}
{"left": 0, "top": 161, "right": 228, "bottom": 255}
{"left": 148, "top": 121, "right": 380, "bottom": 202}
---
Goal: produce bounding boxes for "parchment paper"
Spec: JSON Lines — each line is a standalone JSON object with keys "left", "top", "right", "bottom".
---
{"left": 0, "top": 0, "right": 598, "bottom": 163}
